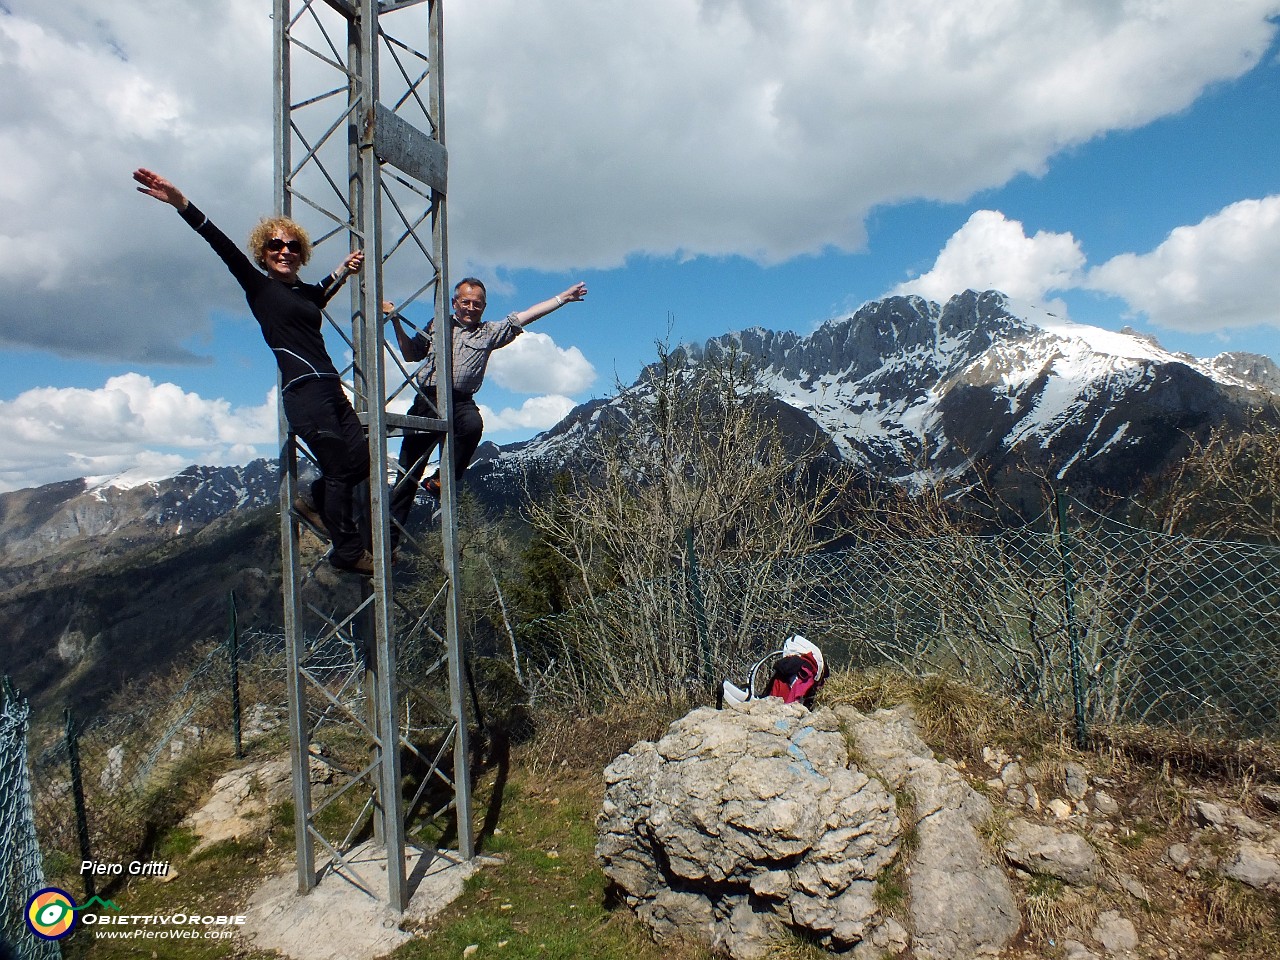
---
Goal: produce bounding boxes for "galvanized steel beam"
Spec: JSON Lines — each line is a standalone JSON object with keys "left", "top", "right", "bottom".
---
{"left": 274, "top": 0, "right": 471, "bottom": 913}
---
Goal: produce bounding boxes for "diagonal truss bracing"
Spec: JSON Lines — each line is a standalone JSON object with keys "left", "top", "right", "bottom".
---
{"left": 273, "top": 0, "right": 472, "bottom": 913}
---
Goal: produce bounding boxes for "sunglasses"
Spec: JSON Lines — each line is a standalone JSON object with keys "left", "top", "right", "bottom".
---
{"left": 265, "top": 238, "right": 304, "bottom": 254}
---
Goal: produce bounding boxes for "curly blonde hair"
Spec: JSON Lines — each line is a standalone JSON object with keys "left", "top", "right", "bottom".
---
{"left": 247, "top": 216, "right": 313, "bottom": 269}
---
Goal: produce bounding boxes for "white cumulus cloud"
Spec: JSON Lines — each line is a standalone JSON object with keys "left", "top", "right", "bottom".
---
{"left": 0, "top": 0, "right": 274, "bottom": 363}
{"left": 480, "top": 395, "right": 579, "bottom": 435}
{"left": 487, "top": 331, "right": 597, "bottom": 394}
{"left": 892, "top": 210, "right": 1085, "bottom": 305}
{"left": 900, "top": 198, "right": 1280, "bottom": 337}
{"left": 447, "top": 0, "right": 1279, "bottom": 269}
{"left": 1086, "top": 196, "right": 1280, "bottom": 333}
{"left": 0, "top": 374, "right": 277, "bottom": 492}
{"left": 1, "top": 0, "right": 1277, "bottom": 362}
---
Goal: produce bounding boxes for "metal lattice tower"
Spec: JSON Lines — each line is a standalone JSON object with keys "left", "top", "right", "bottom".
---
{"left": 273, "top": 0, "right": 471, "bottom": 912}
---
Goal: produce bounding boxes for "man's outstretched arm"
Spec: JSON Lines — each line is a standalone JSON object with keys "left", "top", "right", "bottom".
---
{"left": 513, "top": 281, "right": 587, "bottom": 327}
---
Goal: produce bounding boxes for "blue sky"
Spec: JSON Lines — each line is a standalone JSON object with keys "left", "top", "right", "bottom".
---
{"left": 1, "top": 1, "right": 1279, "bottom": 491}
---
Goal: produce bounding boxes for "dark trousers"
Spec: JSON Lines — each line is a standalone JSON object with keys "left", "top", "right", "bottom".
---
{"left": 283, "top": 378, "right": 370, "bottom": 564}
{"left": 390, "top": 390, "right": 483, "bottom": 537}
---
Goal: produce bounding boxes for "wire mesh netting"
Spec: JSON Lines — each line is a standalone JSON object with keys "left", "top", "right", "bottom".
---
{"left": 2, "top": 685, "right": 60, "bottom": 960}
{"left": 517, "top": 505, "right": 1280, "bottom": 741}
{"left": 25, "top": 632, "right": 284, "bottom": 902}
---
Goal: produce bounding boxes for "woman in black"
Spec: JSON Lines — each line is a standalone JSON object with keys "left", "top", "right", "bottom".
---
{"left": 133, "top": 168, "right": 373, "bottom": 575}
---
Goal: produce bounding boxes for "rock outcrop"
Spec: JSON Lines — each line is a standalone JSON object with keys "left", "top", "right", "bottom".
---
{"left": 840, "top": 703, "right": 1020, "bottom": 959}
{"left": 598, "top": 699, "right": 1018, "bottom": 959}
{"left": 1170, "top": 797, "right": 1280, "bottom": 894}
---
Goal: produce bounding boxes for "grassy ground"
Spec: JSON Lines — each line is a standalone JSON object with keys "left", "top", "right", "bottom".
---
{"left": 822, "top": 670, "right": 1280, "bottom": 960}
{"left": 389, "top": 770, "right": 710, "bottom": 960}
{"left": 384, "top": 697, "right": 718, "bottom": 960}
{"left": 53, "top": 737, "right": 294, "bottom": 960}
{"left": 49, "top": 703, "right": 706, "bottom": 960}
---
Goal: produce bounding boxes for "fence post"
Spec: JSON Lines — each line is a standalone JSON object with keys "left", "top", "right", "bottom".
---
{"left": 1053, "top": 490, "right": 1089, "bottom": 749}
{"left": 64, "top": 708, "right": 95, "bottom": 900}
{"left": 228, "top": 590, "right": 243, "bottom": 759}
{"left": 685, "top": 526, "right": 712, "bottom": 690}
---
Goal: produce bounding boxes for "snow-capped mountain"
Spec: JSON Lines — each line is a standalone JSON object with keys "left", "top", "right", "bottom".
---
{"left": 5, "top": 289, "right": 1277, "bottom": 573}
{"left": 0, "top": 459, "right": 282, "bottom": 572}
{"left": 479, "top": 290, "right": 1279, "bottom": 495}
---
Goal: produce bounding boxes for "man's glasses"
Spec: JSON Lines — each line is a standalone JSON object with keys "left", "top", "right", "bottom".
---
{"left": 265, "top": 238, "right": 304, "bottom": 254}
{"left": 454, "top": 298, "right": 486, "bottom": 310}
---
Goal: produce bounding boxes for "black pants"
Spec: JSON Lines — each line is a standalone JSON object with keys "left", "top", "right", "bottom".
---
{"left": 390, "top": 390, "right": 483, "bottom": 537}
{"left": 283, "top": 378, "right": 370, "bottom": 564}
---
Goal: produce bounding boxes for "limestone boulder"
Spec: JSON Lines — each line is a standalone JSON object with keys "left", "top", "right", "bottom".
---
{"left": 598, "top": 699, "right": 1019, "bottom": 960}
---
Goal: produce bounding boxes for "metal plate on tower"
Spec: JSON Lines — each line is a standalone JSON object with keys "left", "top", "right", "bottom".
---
{"left": 374, "top": 104, "right": 447, "bottom": 193}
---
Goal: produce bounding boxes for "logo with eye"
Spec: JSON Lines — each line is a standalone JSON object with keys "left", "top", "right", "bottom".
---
{"left": 26, "top": 887, "right": 78, "bottom": 940}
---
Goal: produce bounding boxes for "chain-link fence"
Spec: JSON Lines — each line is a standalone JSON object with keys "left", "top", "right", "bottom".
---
{"left": 2, "top": 682, "right": 60, "bottom": 960}
{"left": 25, "top": 627, "right": 295, "bottom": 902}
{"left": 516, "top": 502, "right": 1280, "bottom": 743}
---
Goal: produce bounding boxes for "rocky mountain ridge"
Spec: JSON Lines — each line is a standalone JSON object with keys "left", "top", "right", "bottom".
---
{"left": 5, "top": 290, "right": 1277, "bottom": 576}
{"left": 0, "top": 462, "right": 286, "bottom": 717}
{"left": 482, "top": 290, "right": 1280, "bottom": 497}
